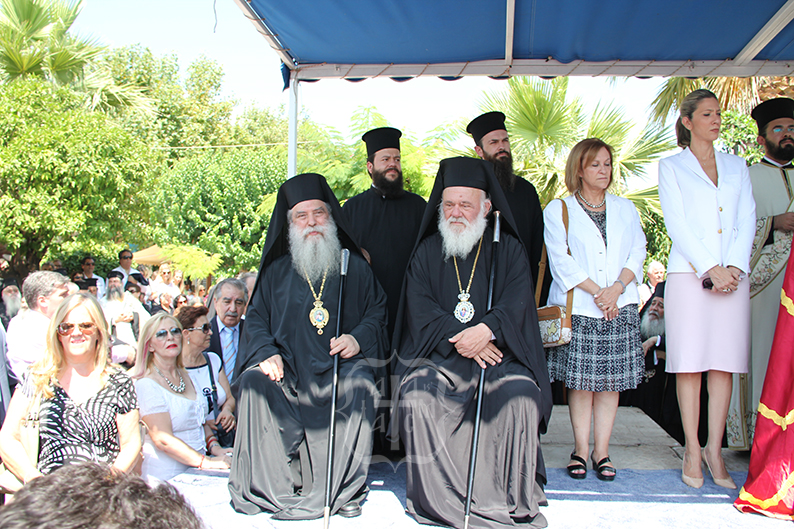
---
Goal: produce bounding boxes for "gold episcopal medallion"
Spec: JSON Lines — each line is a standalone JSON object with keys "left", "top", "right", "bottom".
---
{"left": 309, "top": 300, "right": 329, "bottom": 335}
{"left": 454, "top": 292, "right": 475, "bottom": 324}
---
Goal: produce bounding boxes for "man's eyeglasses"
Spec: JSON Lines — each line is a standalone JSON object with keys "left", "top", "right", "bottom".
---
{"left": 57, "top": 322, "right": 98, "bottom": 336}
{"left": 771, "top": 125, "right": 794, "bottom": 134}
{"left": 120, "top": 255, "right": 132, "bottom": 260}
{"left": 154, "top": 327, "right": 181, "bottom": 340}
{"left": 83, "top": 262, "right": 95, "bottom": 266}
{"left": 186, "top": 323, "right": 211, "bottom": 334}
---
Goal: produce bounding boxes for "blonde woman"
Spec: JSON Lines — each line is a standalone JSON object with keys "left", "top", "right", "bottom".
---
{"left": 0, "top": 294, "right": 141, "bottom": 484}
{"left": 659, "top": 89, "right": 755, "bottom": 489}
{"left": 132, "top": 313, "right": 230, "bottom": 481}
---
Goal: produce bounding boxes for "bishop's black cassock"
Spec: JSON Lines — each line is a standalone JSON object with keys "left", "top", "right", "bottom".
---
{"left": 229, "top": 173, "right": 388, "bottom": 520}
{"left": 391, "top": 158, "right": 552, "bottom": 529}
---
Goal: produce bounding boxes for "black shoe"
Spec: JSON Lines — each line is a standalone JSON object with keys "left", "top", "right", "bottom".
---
{"left": 338, "top": 500, "right": 362, "bottom": 518}
{"left": 567, "top": 452, "right": 587, "bottom": 480}
{"left": 591, "top": 454, "right": 616, "bottom": 482}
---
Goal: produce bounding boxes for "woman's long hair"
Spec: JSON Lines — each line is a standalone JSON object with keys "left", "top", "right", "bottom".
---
{"left": 29, "top": 293, "right": 111, "bottom": 398}
{"left": 131, "top": 313, "right": 183, "bottom": 379}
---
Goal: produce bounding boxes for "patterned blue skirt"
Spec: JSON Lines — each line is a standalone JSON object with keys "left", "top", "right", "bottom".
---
{"left": 546, "top": 304, "right": 643, "bottom": 392}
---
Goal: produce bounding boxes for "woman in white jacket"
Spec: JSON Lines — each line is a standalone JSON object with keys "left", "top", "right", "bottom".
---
{"left": 545, "top": 138, "right": 646, "bottom": 482}
{"left": 658, "top": 89, "right": 755, "bottom": 490}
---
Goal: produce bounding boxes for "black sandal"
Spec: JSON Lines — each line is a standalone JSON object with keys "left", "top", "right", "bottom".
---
{"left": 591, "top": 454, "right": 616, "bottom": 482}
{"left": 567, "top": 452, "right": 587, "bottom": 480}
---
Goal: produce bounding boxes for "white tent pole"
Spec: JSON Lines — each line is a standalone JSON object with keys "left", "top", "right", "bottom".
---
{"left": 735, "top": 0, "right": 794, "bottom": 65}
{"left": 288, "top": 75, "right": 299, "bottom": 178}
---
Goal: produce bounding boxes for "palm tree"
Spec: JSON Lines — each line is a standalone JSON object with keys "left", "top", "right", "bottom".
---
{"left": 0, "top": 0, "right": 152, "bottom": 114}
{"left": 649, "top": 76, "right": 794, "bottom": 125}
{"left": 475, "top": 77, "right": 675, "bottom": 215}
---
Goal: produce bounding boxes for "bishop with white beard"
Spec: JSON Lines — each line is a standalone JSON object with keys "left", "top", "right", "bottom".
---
{"left": 392, "top": 157, "right": 551, "bottom": 529}
{"left": 230, "top": 173, "right": 387, "bottom": 520}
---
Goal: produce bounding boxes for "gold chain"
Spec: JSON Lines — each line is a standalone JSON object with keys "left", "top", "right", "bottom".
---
{"left": 305, "top": 268, "right": 329, "bottom": 300}
{"left": 453, "top": 236, "right": 483, "bottom": 295}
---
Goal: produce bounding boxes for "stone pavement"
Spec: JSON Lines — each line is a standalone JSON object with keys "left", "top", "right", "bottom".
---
{"left": 170, "top": 406, "right": 785, "bottom": 529}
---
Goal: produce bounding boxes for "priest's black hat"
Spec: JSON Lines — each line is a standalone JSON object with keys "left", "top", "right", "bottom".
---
{"left": 129, "top": 272, "right": 149, "bottom": 286}
{"left": 1, "top": 277, "right": 18, "bottom": 291}
{"left": 751, "top": 98, "right": 794, "bottom": 134}
{"left": 466, "top": 111, "right": 507, "bottom": 144}
{"left": 83, "top": 277, "right": 98, "bottom": 287}
{"left": 107, "top": 270, "right": 124, "bottom": 281}
{"left": 639, "top": 280, "right": 665, "bottom": 320}
{"left": 362, "top": 127, "right": 401, "bottom": 158}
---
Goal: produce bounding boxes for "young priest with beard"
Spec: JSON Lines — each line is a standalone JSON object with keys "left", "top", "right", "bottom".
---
{"left": 391, "top": 157, "right": 551, "bottom": 529}
{"left": 467, "top": 111, "right": 547, "bottom": 303}
{"left": 230, "top": 173, "right": 387, "bottom": 520}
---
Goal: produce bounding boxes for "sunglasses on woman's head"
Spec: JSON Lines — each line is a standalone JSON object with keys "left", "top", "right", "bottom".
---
{"left": 57, "top": 322, "right": 97, "bottom": 336}
{"left": 186, "top": 323, "right": 211, "bottom": 334}
{"left": 154, "top": 327, "right": 182, "bottom": 340}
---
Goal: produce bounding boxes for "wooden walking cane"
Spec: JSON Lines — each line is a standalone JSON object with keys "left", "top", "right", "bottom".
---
{"left": 463, "top": 211, "right": 500, "bottom": 529}
{"left": 323, "top": 248, "right": 350, "bottom": 529}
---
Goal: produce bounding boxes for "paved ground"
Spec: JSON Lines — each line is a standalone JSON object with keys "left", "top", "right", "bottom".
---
{"left": 170, "top": 406, "right": 783, "bottom": 529}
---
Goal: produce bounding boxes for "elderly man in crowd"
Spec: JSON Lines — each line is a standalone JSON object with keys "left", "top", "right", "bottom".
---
{"left": 100, "top": 270, "right": 150, "bottom": 365}
{"left": 638, "top": 260, "right": 666, "bottom": 308}
{"left": 229, "top": 173, "right": 387, "bottom": 520}
{"left": 0, "top": 278, "right": 21, "bottom": 330}
{"left": 392, "top": 157, "right": 551, "bottom": 529}
{"left": 5, "top": 271, "right": 69, "bottom": 382}
{"left": 208, "top": 278, "right": 247, "bottom": 383}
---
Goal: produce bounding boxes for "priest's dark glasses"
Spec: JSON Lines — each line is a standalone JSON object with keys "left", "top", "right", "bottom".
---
{"left": 57, "top": 322, "right": 97, "bottom": 336}
{"left": 186, "top": 323, "right": 211, "bottom": 334}
{"left": 154, "top": 327, "right": 182, "bottom": 340}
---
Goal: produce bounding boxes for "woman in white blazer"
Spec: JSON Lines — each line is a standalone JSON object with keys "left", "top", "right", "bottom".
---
{"left": 544, "top": 138, "right": 646, "bottom": 482}
{"left": 658, "top": 89, "right": 755, "bottom": 490}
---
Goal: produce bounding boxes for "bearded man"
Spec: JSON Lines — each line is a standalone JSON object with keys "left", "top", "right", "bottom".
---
{"left": 230, "top": 173, "right": 387, "bottom": 520}
{"left": 0, "top": 278, "right": 21, "bottom": 330}
{"left": 728, "top": 98, "right": 794, "bottom": 450}
{"left": 100, "top": 271, "right": 150, "bottom": 355}
{"left": 467, "top": 111, "right": 546, "bottom": 303}
{"left": 342, "top": 126, "right": 426, "bottom": 455}
{"left": 391, "top": 157, "right": 551, "bottom": 529}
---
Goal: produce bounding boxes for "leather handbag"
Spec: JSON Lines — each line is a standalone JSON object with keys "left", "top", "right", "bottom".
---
{"left": 536, "top": 199, "right": 574, "bottom": 348}
{"left": 202, "top": 352, "right": 235, "bottom": 448}
{"left": 0, "top": 391, "right": 42, "bottom": 494}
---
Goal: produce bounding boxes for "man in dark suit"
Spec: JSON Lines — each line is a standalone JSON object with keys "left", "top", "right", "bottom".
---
{"left": 207, "top": 278, "right": 247, "bottom": 383}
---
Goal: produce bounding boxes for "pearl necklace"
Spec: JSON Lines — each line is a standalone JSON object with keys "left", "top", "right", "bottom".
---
{"left": 576, "top": 190, "right": 606, "bottom": 209}
{"left": 153, "top": 365, "right": 185, "bottom": 393}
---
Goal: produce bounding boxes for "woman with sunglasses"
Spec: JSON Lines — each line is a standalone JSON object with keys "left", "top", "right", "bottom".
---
{"left": 176, "top": 306, "right": 236, "bottom": 444}
{"left": 0, "top": 294, "right": 141, "bottom": 486}
{"left": 132, "top": 313, "right": 231, "bottom": 481}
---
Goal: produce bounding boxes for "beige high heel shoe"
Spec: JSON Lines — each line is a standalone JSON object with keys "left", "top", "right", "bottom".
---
{"left": 702, "top": 448, "right": 736, "bottom": 489}
{"left": 682, "top": 451, "right": 703, "bottom": 488}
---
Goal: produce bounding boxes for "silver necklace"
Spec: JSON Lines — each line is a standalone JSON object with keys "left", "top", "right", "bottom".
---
{"left": 576, "top": 190, "right": 606, "bottom": 209}
{"left": 153, "top": 365, "right": 185, "bottom": 393}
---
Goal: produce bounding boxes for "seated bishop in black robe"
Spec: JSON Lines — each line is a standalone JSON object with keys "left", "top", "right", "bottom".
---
{"left": 229, "top": 173, "right": 388, "bottom": 520}
{"left": 391, "top": 157, "right": 552, "bottom": 529}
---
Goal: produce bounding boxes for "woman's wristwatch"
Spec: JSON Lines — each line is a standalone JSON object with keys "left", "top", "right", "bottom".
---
{"left": 615, "top": 279, "right": 626, "bottom": 294}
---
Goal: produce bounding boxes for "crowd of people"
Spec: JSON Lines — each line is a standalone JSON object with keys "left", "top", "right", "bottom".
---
{"left": 0, "top": 90, "right": 792, "bottom": 526}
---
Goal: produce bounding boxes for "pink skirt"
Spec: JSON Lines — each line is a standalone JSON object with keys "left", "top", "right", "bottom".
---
{"left": 665, "top": 272, "right": 749, "bottom": 373}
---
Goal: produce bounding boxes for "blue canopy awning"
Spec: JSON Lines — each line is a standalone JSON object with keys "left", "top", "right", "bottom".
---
{"left": 233, "top": 0, "right": 794, "bottom": 80}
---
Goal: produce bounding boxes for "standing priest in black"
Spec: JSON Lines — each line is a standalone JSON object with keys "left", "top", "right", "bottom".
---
{"left": 229, "top": 173, "right": 388, "bottom": 520}
{"left": 342, "top": 126, "right": 426, "bottom": 339}
{"left": 342, "top": 126, "right": 426, "bottom": 455}
{"left": 468, "top": 111, "right": 548, "bottom": 304}
{"left": 392, "top": 157, "right": 552, "bottom": 528}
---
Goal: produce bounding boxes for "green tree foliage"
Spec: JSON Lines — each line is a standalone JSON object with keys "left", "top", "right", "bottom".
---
{"left": 719, "top": 110, "right": 763, "bottom": 164}
{"left": 151, "top": 148, "right": 287, "bottom": 274}
{"left": 0, "top": 79, "right": 158, "bottom": 277}
{"left": 101, "top": 45, "right": 234, "bottom": 159}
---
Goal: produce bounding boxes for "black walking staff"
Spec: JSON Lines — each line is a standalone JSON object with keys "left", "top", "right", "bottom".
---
{"left": 463, "top": 211, "right": 500, "bottom": 529}
{"left": 323, "top": 248, "right": 350, "bottom": 529}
